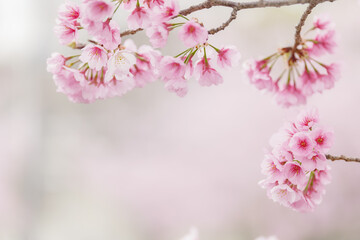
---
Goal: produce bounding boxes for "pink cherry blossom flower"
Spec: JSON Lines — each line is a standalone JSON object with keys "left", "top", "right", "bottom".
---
{"left": 179, "top": 20, "right": 208, "bottom": 48}
{"left": 311, "top": 128, "right": 334, "bottom": 153}
{"left": 73, "top": 67, "right": 135, "bottom": 101}
{"left": 272, "top": 145, "right": 294, "bottom": 167}
{"left": 308, "top": 30, "right": 336, "bottom": 56}
{"left": 127, "top": 6, "right": 151, "bottom": 30}
{"left": 80, "top": 75, "right": 135, "bottom": 101}
{"left": 313, "top": 15, "right": 331, "bottom": 30}
{"left": 52, "top": 68, "right": 89, "bottom": 103}
{"left": 322, "top": 63, "right": 340, "bottom": 89}
{"left": 159, "top": 56, "right": 186, "bottom": 81}
{"left": 274, "top": 85, "right": 306, "bottom": 108}
{"left": 243, "top": 59, "right": 274, "bottom": 91}
{"left": 283, "top": 162, "right": 306, "bottom": 187}
{"left": 105, "top": 49, "right": 137, "bottom": 82}
{"left": 130, "top": 65, "right": 157, "bottom": 87}
{"left": 146, "top": 23, "right": 170, "bottom": 48}
{"left": 194, "top": 58, "right": 223, "bottom": 86}
{"left": 83, "top": 0, "right": 115, "bottom": 22}
{"left": 261, "top": 154, "right": 285, "bottom": 182}
{"left": 79, "top": 44, "right": 108, "bottom": 71}
{"left": 143, "top": 0, "right": 165, "bottom": 8}
{"left": 120, "top": 0, "right": 137, "bottom": 10}
{"left": 316, "top": 166, "right": 332, "bottom": 185}
{"left": 54, "top": 22, "right": 78, "bottom": 45}
{"left": 58, "top": 1, "right": 80, "bottom": 23}
{"left": 299, "top": 69, "right": 320, "bottom": 96}
{"left": 164, "top": 77, "right": 188, "bottom": 97}
{"left": 295, "top": 108, "right": 319, "bottom": 131}
{"left": 47, "top": 53, "right": 67, "bottom": 74}
{"left": 300, "top": 152, "right": 327, "bottom": 171}
{"left": 156, "top": 0, "right": 179, "bottom": 22}
{"left": 95, "top": 20, "right": 122, "bottom": 50}
{"left": 137, "top": 45, "right": 163, "bottom": 71}
{"left": 216, "top": 46, "right": 241, "bottom": 69}
{"left": 107, "top": 76, "right": 136, "bottom": 97}
{"left": 81, "top": 17, "right": 103, "bottom": 35}
{"left": 270, "top": 184, "right": 298, "bottom": 208}
{"left": 289, "top": 132, "right": 315, "bottom": 157}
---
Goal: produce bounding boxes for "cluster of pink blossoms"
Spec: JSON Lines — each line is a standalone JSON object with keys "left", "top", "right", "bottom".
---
{"left": 259, "top": 109, "right": 333, "bottom": 212}
{"left": 47, "top": 0, "right": 241, "bottom": 103}
{"left": 244, "top": 16, "right": 339, "bottom": 108}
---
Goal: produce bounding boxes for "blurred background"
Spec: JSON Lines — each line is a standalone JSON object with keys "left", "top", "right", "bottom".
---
{"left": 1, "top": 0, "right": 360, "bottom": 239}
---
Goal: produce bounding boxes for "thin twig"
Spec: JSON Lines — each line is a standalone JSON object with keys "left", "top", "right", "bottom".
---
{"left": 293, "top": 0, "right": 320, "bottom": 49}
{"left": 326, "top": 155, "right": 360, "bottom": 163}
{"left": 208, "top": 8, "right": 238, "bottom": 35}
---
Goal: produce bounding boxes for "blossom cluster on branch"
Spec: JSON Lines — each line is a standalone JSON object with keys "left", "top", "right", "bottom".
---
{"left": 259, "top": 109, "right": 333, "bottom": 212}
{"left": 47, "top": 0, "right": 241, "bottom": 103}
{"left": 244, "top": 16, "right": 338, "bottom": 108}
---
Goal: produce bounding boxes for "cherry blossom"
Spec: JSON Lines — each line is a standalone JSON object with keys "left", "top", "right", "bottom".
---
{"left": 178, "top": 20, "right": 208, "bottom": 48}
{"left": 260, "top": 108, "right": 333, "bottom": 212}
{"left": 47, "top": 53, "right": 67, "bottom": 74}
{"left": 79, "top": 44, "right": 108, "bottom": 71}
{"left": 244, "top": 16, "right": 339, "bottom": 108}
{"left": 82, "top": 0, "right": 115, "bottom": 22}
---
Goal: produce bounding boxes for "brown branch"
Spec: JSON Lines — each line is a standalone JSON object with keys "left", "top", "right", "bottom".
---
{"left": 120, "top": 28, "right": 143, "bottom": 37}
{"left": 179, "top": 0, "right": 334, "bottom": 16}
{"left": 120, "top": 0, "right": 335, "bottom": 37}
{"left": 326, "top": 155, "right": 360, "bottom": 163}
{"left": 293, "top": 0, "right": 321, "bottom": 49}
{"left": 208, "top": 8, "right": 238, "bottom": 35}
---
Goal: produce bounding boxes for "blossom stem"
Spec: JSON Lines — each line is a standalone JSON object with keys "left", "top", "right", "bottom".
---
{"left": 209, "top": 44, "right": 220, "bottom": 53}
{"left": 203, "top": 46, "right": 209, "bottom": 65}
{"left": 175, "top": 48, "right": 192, "bottom": 58}
{"left": 177, "top": 14, "right": 190, "bottom": 21}
{"left": 268, "top": 55, "right": 280, "bottom": 70}
{"left": 112, "top": 2, "right": 121, "bottom": 17}
{"left": 304, "top": 171, "right": 315, "bottom": 194}
{"left": 66, "top": 55, "right": 80, "bottom": 60}
{"left": 309, "top": 57, "right": 327, "bottom": 67}
{"left": 286, "top": 67, "right": 292, "bottom": 85}
{"left": 67, "top": 60, "right": 81, "bottom": 68}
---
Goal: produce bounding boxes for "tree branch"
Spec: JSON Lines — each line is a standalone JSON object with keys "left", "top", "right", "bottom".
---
{"left": 179, "top": 0, "right": 335, "bottom": 16}
{"left": 208, "top": 8, "right": 237, "bottom": 35}
{"left": 120, "top": 0, "right": 336, "bottom": 37}
{"left": 326, "top": 154, "right": 360, "bottom": 163}
{"left": 293, "top": 0, "right": 321, "bottom": 49}
{"left": 120, "top": 28, "right": 143, "bottom": 37}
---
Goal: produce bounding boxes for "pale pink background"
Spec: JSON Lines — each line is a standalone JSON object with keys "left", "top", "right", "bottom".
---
{"left": 0, "top": 0, "right": 360, "bottom": 239}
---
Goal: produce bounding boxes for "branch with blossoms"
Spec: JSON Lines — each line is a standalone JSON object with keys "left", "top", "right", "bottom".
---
{"left": 47, "top": 0, "right": 339, "bottom": 103}
{"left": 259, "top": 109, "right": 360, "bottom": 212}
{"left": 47, "top": 0, "right": 359, "bottom": 213}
